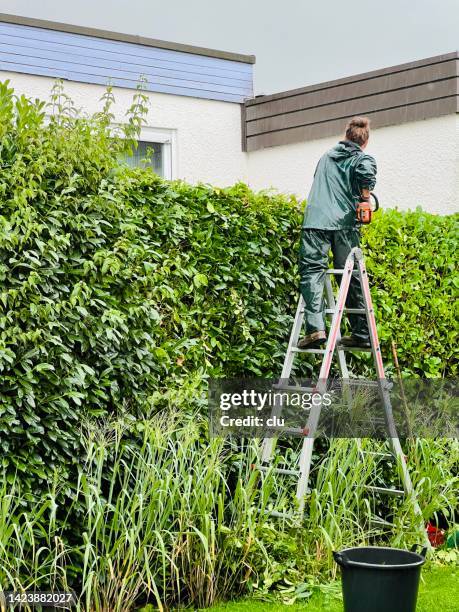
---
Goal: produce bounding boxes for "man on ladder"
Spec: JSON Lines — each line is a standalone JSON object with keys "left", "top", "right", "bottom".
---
{"left": 298, "top": 116, "right": 377, "bottom": 350}
{"left": 260, "top": 122, "right": 427, "bottom": 541}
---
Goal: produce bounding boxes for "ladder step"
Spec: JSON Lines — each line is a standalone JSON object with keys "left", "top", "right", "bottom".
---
{"left": 364, "top": 485, "right": 405, "bottom": 497}
{"left": 361, "top": 451, "right": 393, "bottom": 459}
{"left": 370, "top": 516, "right": 394, "bottom": 528}
{"left": 292, "top": 345, "right": 372, "bottom": 354}
{"left": 292, "top": 347, "right": 326, "bottom": 354}
{"left": 257, "top": 465, "right": 301, "bottom": 476}
{"left": 266, "top": 426, "right": 309, "bottom": 436}
{"left": 265, "top": 510, "right": 295, "bottom": 519}
{"left": 300, "top": 307, "right": 365, "bottom": 315}
{"left": 339, "top": 345, "right": 372, "bottom": 352}
{"left": 325, "top": 308, "right": 366, "bottom": 315}
{"left": 274, "top": 381, "right": 384, "bottom": 393}
{"left": 351, "top": 380, "right": 391, "bottom": 388}
{"left": 326, "top": 269, "right": 358, "bottom": 274}
{"left": 272, "top": 383, "right": 315, "bottom": 392}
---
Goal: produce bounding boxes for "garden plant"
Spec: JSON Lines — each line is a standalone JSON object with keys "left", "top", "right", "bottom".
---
{"left": 0, "top": 81, "right": 457, "bottom": 610}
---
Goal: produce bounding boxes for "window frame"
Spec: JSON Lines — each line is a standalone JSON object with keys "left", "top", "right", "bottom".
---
{"left": 136, "top": 126, "right": 177, "bottom": 180}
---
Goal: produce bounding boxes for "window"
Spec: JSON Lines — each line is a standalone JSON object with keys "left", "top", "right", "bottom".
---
{"left": 121, "top": 128, "right": 176, "bottom": 180}
{"left": 124, "top": 141, "right": 164, "bottom": 176}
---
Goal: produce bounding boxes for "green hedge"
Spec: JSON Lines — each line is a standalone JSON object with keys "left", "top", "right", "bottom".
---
{"left": 363, "top": 209, "right": 458, "bottom": 377}
{"left": 0, "top": 81, "right": 457, "bottom": 494}
{"left": 0, "top": 82, "right": 302, "bottom": 493}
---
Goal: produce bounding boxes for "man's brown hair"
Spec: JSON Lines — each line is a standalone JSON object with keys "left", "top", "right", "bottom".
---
{"left": 345, "top": 116, "right": 370, "bottom": 146}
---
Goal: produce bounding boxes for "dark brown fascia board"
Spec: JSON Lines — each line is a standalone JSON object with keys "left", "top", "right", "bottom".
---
{"left": 245, "top": 97, "right": 458, "bottom": 151}
{"left": 246, "top": 51, "right": 458, "bottom": 106}
{"left": 240, "top": 103, "right": 248, "bottom": 152}
{"left": 0, "top": 12, "right": 256, "bottom": 65}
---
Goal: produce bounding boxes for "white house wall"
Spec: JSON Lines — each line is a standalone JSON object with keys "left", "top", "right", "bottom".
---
{"left": 247, "top": 114, "right": 459, "bottom": 215}
{"left": 0, "top": 71, "right": 457, "bottom": 215}
{"left": 0, "top": 71, "right": 249, "bottom": 186}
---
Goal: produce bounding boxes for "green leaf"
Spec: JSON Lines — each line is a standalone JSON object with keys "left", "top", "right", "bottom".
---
{"left": 193, "top": 273, "right": 208, "bottom": 288}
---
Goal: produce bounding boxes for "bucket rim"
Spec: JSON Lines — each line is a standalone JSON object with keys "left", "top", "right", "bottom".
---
{"left": 335, "top": 546, "right": 426, "bottom": 570}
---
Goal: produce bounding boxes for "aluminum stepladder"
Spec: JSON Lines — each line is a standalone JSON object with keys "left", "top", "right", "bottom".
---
{"left": 259, "top": 247, "right": 427, "bottom": 542}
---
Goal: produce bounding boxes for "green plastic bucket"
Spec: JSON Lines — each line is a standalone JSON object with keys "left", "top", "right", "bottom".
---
{"left": 333, "top": 545, "right": 427, "bottom": 612}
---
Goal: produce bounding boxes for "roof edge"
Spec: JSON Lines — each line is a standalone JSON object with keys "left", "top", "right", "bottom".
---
{"left": 247, "top": 51, "right": 458, "bottom": 105}
{"left": 0, "top": 12, "right": 256, "bottom": 64}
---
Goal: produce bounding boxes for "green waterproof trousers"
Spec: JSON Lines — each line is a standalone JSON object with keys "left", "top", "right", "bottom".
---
{"left": 298, "top": 228, "right": 370, "bottom": 341}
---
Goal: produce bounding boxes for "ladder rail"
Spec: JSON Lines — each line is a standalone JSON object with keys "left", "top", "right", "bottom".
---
{"left": 355, "top": 251, "right": 385, "bottom": 378}
{"left": 261, "top": 295, "right": 305, "bottom": 462}
{"left": 324, "top": 276, "right": 349, "bottom": 379}
{"left": 296, "top": 250, "right": 357, "bottom": 505}
{"left": 317, "top": 251, "right": 356, "bottom": 382}
{"left": 281, "top": 295, "right": 306, "bottom": 380}
{"left": 355, "top": 251, "right": 427, "bottom": 543}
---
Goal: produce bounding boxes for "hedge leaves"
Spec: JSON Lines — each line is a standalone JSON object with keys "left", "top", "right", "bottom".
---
{"left": 0, "top": 81, "right": 457, "bottom": 495}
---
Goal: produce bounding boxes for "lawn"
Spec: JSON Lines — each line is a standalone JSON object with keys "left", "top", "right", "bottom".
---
{"left": 203, "top": 566, "right": 458, "bottom": 612}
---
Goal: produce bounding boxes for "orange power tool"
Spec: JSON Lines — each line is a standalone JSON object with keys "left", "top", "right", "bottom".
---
{"left": 356, "top": 192, "right": 379, "bottom": 224}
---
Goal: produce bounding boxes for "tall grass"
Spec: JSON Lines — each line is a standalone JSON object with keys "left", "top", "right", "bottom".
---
{"left": 76, "top": 414, "right": 276, "bottom": 610}
{"left": 0, "top": 417, "right": 457, "bottom": 610}
{"left": 0, "top": 481, "right": 72, "bottom": 604}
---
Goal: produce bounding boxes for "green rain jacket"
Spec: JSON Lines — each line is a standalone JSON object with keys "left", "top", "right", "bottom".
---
{"left": 302, "top": 140, "right": 377, "bottom": 230}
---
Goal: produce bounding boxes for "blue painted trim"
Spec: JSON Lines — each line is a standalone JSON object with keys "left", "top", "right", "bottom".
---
{"left": 0, "top": 61, "right": 246, "bottom": 103}
{"left": 0, "top": 25, "right": 252, "bottom": 76}
{"left": 0, "top": 22, "right": 253, "bottom": 102}
{"left": 0, "top": 44, "right": 252, "bottom": 87}
{"left": 0, "top": 53, "right": 247, "bottom": 95}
